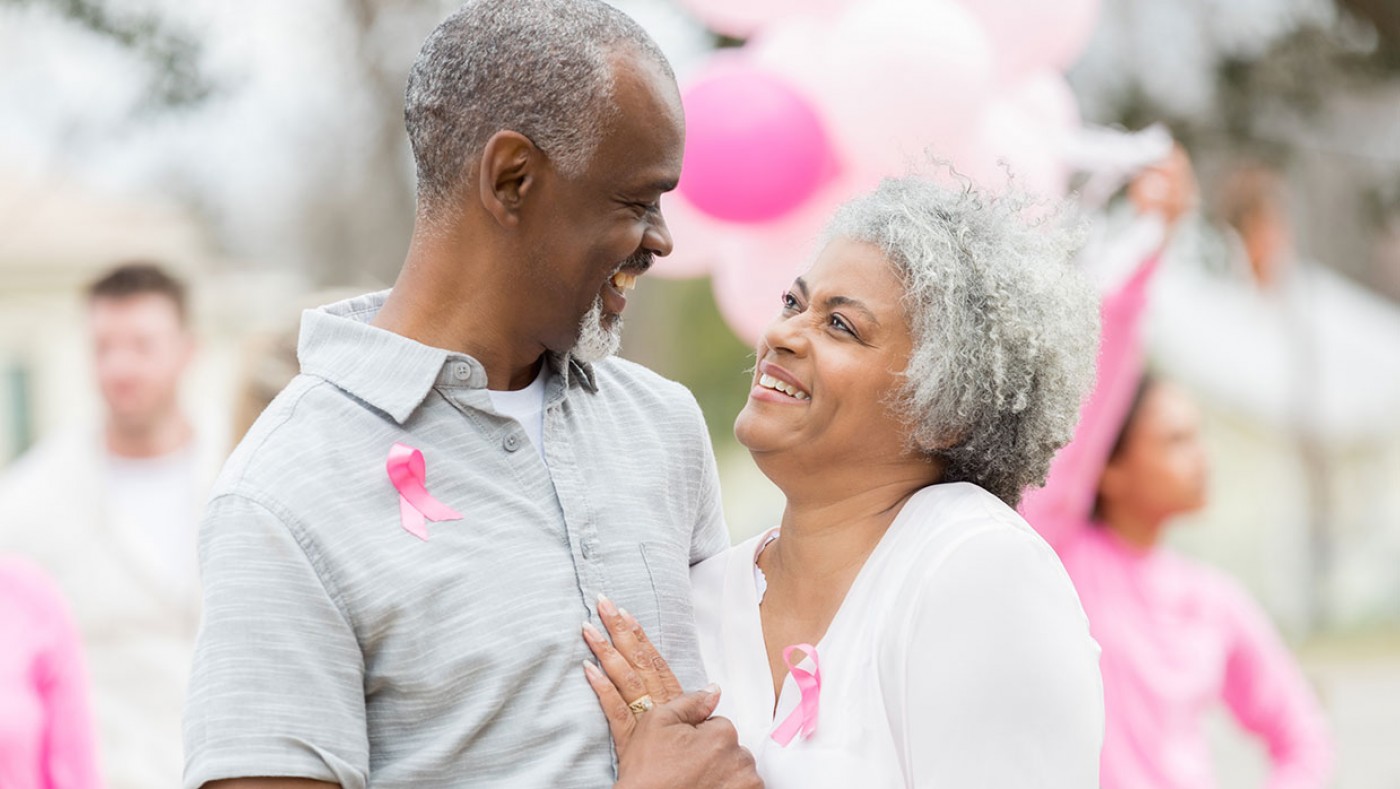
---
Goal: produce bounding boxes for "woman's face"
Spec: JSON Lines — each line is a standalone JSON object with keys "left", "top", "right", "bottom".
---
{"left": 733, "top": 238, "right": 919, "bottom": 475}
{"left": 1099, "top": 382, "right": 1209, "bottom": 521}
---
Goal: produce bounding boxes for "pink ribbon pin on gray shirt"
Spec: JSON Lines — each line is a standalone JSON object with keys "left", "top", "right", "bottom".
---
{"left": 386, "top": 442, "right": 462, "bottom": 541}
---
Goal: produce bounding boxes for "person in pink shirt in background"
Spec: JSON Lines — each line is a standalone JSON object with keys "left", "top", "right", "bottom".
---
{"left": 0, "top": 555, "right": 104, "bottom": 789}
{"left": 1022, "top": 146, "right": 1333, "bottom": 788}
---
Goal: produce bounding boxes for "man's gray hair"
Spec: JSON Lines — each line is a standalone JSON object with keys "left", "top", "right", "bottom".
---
{"left": 405, "top": 0, "right": 673, "bottom": 211}
{"left": 824, "top": 174, "right": 1100, "bottom": 507}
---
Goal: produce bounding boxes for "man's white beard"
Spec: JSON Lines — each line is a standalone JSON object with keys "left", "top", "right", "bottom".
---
{"left": 570, "top": 296, "right": 622, "bottom": 363}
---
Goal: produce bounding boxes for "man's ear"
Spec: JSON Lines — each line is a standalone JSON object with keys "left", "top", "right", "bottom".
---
{"left": 478, "top": 130, "right": 539, "bottom": 229}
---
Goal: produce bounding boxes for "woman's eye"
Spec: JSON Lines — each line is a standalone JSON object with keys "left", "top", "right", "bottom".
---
{"left": 830, "top": 314, "right": 854, "bottom": 334}
{"left": 781, "top": 291, "right": 800, "bottom": 311}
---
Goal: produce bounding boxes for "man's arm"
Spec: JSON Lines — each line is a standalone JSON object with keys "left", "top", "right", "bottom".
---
{"left": 184, "top": 493, "right": 369, "bottom": 789}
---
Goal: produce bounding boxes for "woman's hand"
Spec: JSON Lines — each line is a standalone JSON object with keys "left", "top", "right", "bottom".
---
{"left": 582, "top": 595, "right": 763, "bottom": 789}
{"left": 581, "top": 594, "right": 685, "bottom": 753}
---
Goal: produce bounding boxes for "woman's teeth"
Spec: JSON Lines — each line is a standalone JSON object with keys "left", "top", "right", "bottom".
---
{"left": 611, "top": 271, "right": 638, "bottom": 291}
{"left": 759, "top": 373, "right": 809, "bottom": 400}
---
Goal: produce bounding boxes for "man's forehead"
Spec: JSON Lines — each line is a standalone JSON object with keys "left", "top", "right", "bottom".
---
{"left": 606, "top": 51, "right": 683, "bottom": 136}
{"left": 564, "top": 49, "right": 682, "bottom": 191}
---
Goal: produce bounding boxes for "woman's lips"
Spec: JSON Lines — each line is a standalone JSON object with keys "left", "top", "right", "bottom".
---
{"left": 750, "top": 361, "right": 811, "bottom": 404}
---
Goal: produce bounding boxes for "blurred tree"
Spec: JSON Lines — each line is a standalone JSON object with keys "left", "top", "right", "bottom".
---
{"left": 2, "top": 0, "right": 214, "bottom": 109}
{"left": 3, "top": 0, "right": 442, "bottom": 285}
{"left": 1340, "top": 0, "right": 1400, "bottom": 44}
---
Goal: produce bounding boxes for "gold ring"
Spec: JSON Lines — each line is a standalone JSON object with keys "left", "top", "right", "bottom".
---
{"left": 627, "top": 694, "right": 654, "bottom": 715}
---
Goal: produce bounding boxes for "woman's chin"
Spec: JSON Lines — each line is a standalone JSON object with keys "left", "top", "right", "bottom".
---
{"left": 733, "top": 407, "right": 790, "bottom": 454}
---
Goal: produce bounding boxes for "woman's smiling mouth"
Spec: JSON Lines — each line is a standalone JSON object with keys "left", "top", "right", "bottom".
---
{"left": 757, "top": 373, "right": 809, "bottom": 400}
{"left": 751, "top": 361, "right": 811, "bottom": 403}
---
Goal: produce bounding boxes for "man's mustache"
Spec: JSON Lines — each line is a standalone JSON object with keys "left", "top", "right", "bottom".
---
{"left": 622, "top": 250, "right": 654, "bottom": 273}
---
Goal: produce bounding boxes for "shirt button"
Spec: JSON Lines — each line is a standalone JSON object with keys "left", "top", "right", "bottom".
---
{"left": 453, "top": 362, "right": 472, "bottom": 381}
{"left": 582, "top": 540, "right": 596, "bottom": 560}
{"left": 503, "top": 433, "right": 521, "bottom": 452}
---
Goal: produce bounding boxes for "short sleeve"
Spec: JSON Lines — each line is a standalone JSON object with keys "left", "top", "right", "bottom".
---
{"left": 880, "top": 526, "right": 1104, "bottom": 788}
{"left": 183, "top": 494, "right": 369, "bottom": 789}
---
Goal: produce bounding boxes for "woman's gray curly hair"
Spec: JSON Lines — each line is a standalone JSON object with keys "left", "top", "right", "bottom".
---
{"left": 823, "top": 173, "right": 1100, "bottom": 507}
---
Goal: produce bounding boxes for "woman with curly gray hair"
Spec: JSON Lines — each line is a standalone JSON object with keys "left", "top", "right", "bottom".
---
{"left": 581, "top": 174, "right": 1105, "bottom": 786}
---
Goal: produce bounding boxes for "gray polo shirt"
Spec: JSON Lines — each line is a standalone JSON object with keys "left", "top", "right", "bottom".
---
{"left": 183, "top": 291, "right": 728, "bottom": 788}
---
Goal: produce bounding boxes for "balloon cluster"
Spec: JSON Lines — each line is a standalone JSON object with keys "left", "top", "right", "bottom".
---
{"left": 655, "top": 0, "right": 1101, "bottom": 343}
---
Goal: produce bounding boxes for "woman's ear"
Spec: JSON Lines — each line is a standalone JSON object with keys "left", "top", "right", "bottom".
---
{"left": 478, "top": 130, "right": 538, "bottom": 228}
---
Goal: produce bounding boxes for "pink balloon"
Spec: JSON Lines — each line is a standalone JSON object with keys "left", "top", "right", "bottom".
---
{"left": 711, "top": 235, "right": 808, "bottom": 347}
{"left": 959, "top": 101, "right": 1069, "bottom": 198}
{"left": 954, "top": 0, "right": 1102, "bottom": 81}
{"left": 1008, "top": 71, "right": 1081, "bottom": 134}
{"left": 812, "top": 1, "right": 996, "bottom": 176}
{"left": 648, "top": 193, "right": 741, "bottom": 280}
{"left": 677, "top": 0, "right": 853, "bottom": 38}
{"left": 679, "top": 63, "right": 838, "bottom": 224}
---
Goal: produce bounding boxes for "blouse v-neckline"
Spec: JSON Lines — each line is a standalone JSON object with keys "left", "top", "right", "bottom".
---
{"left": 735, "top": 501, "right": 919, "bottom": 727}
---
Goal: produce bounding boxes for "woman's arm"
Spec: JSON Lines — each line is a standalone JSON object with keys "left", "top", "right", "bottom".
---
{"left": 1021, "top": 145, "right": 1196, "bottom": 550}
{"left": 581, "top": 598, "right": 761, "bottom": 789}
{"left": 1218, "top": 581, "right": 1333, "bottom": 789}
{"left": 880, "top": 526, "right": 1104, "bottom": 787}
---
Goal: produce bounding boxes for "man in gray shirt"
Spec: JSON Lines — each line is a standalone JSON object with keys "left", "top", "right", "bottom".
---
{"left": 183, "top": 2, "right": 760, "bottom": 787}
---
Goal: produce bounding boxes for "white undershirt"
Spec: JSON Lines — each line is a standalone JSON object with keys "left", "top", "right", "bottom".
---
{"left": 486, "top": 366, "right": 548, "bottom": 461}
{"left": 105, "top": 444, "right": 199, "bottom": 591}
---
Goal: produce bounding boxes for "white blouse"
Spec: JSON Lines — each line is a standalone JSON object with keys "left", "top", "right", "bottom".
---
{"left": 691, "top": 483, "right": 1104, "bottom": 788}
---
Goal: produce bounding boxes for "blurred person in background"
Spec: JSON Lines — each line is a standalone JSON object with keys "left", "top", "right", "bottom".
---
{"left": 1022, "top": 149, "right": 1333, "bottom": 788}
{"left": 0, "top": 263, "right": 223, "bottom": 789}
{"left": 1142, "top": 157, "right": 1400, "bottom": 645}
{"left": 0, "top": 554, "right": 103, "bottom": 789}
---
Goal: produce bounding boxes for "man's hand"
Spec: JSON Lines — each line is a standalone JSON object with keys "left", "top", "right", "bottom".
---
{"left": 614, "top": 688, "right": 762, "bottom": 789}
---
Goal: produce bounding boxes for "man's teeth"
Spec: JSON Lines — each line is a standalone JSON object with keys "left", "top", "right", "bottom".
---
{"left": 611, "top": 271, "right": 638, "bottom": 291}
{"left": 759, "top": 373, "right": 810, "bottom": 400}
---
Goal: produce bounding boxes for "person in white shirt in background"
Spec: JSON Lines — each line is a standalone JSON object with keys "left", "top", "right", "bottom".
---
{"left": 0, "top": 262, "right": 224, "bottom": 789}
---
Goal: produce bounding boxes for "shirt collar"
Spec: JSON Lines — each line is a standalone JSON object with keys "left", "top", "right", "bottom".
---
{"left": 298, "top": 290, "right": 597, "bottom": 424}
{"left": 546, "top": 350, "right": 599, "bottom": 395}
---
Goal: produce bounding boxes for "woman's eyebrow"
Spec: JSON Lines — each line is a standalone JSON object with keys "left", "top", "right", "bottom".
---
{"left": 825, "top": 295, "right": 881, "bottom": 326}
{"left": 795, "top": 277, "right": 881, "bottom": 325}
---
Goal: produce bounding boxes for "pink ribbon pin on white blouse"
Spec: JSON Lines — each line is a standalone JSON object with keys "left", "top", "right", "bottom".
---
{"left": 771, "top": 643, "right": 821, "bottom": 747}
{"left": 386, "top": 442, "right": 462, "bottom": 541}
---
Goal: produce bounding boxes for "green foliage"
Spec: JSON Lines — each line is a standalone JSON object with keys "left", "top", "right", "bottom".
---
{"left": 622, "top": 276, "right": 755, "bottom": 449}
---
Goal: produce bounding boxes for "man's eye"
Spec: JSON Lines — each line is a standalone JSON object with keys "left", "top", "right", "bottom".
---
{"left": 781, "top": 292, "right": 800, "bottom": 311}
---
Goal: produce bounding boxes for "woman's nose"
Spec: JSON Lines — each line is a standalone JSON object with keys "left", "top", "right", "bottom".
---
{"left": 760, "top": 308, "right": 809, "bottom": 357}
